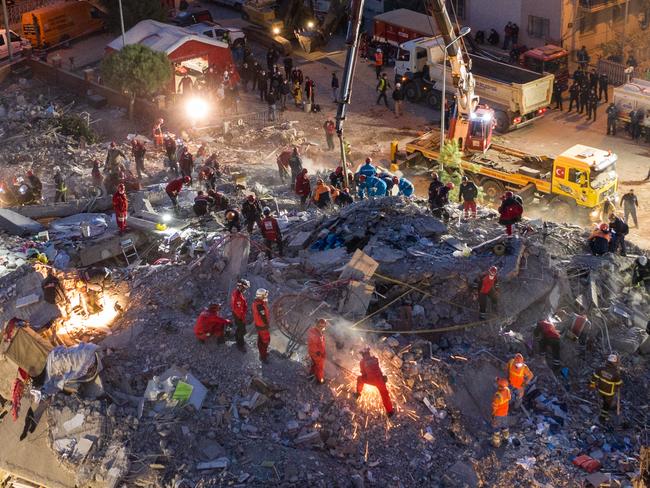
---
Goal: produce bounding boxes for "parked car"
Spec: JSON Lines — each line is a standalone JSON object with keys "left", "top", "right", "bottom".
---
{"left": 185, "top": 21, "right": 246, "bottom": 48}
{"left": 169, "top": 9, "right": 214, "bottom": 27}
{"left": 0, "top": 29, "right": 31, "bottom": 60}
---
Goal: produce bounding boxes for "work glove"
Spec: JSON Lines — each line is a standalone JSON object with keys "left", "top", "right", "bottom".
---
{"left": 383, "top": 375, "right": 388, "bottom": 382}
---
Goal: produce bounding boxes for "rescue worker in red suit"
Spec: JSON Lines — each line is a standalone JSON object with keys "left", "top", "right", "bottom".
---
{"left": 498, "top": 191, "right": 523, "bottom": 236}
{"left": 179, "top": 146, "right": 194, "bottom": 181}
{"left": 252, "top": 288, "right": 271, "bottom": 363}
{"left": 355, "top": 348, "right": 394, "bottom": 417}
{"left": 534, "top": 319, "right": 562, "bottom": 372}
{"left": 165, "top": 176, "right": 190, "bottom": 211}
{"left": 477, "top": 266, "right": 498, "bottom": 319}
{"left": 295, "top": 168, "right": 311, "bottom": 207}
{"left": 230, "top": 279, "right": 250, "bottom": 352}
{"left": 260, "top": 207, "right": 283, "bottom": 259}
{"left": 91, "top": 159, "right": 103, "bottom": 189}
{"left": 194, "top": 303, "right": 231, "bottom": 344}
{"left": 307, "top": 318, "right": 328, "bottom": 384}
{"left": 112, "top": 183, "right": 128, "bottom": 233}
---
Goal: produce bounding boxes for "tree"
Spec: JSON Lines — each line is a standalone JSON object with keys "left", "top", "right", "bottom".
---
{"left": 438, "top": 139, "right": 462, "bottom": 172}
{"left": 100, "top": 44, "right": 172, "bottom": 118}
{"left": 101, "top": 0, "right": 167, "bottom": 33}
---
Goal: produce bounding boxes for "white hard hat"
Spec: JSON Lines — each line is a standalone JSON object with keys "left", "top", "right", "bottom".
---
{"left": 256, "top": 288, "right": 269, "bottom": 299}
{"left": 237, "top": 278, "right": 251, "bottom": 289}
{"left": 376, "top": 48, "right": 382, "bottom": 53}
{"left": 607, "top": 353, "right": 618, "bottom": 364}
{"left": 638, "top": 256, "right": 648, "bottom": 266}
{"left": 53, "top": 166, "right": 60, "bottom": 173}
{"left": 396, "top": 83, "right": 401, "bottom": 88}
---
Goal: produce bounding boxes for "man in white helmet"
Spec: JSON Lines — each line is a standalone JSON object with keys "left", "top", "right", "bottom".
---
{"left": 252, "top": 288, "right": 271, "bottom": 363}
{"left": 392, "top": 82, "right": 404, "bottom": 117}
{"left": 589, "top": 354, "right": 623, "bottom": 424}
{"left": 632, "top": 255, "right": 650, "bottom": 293}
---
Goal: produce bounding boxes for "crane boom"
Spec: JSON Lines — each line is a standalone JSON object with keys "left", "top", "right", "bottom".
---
{"left": 335, "top": 0, "right": 365, "bottom": 189}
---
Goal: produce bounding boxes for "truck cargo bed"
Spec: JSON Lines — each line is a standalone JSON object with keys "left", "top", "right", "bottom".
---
{"left": 470, "top": 55, "right": 543, "bottom": 85}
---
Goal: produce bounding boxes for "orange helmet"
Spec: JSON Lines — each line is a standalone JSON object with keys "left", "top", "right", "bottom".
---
{"left": 599, "top": 222, "right": 609, "bottom": 232}
{"left": 497, "top": 377, "right": 509, "bottom": 388}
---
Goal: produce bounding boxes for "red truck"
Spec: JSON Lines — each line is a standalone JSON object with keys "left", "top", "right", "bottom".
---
{"left": 372, "top": 8, "right": 435, "bottom": 46}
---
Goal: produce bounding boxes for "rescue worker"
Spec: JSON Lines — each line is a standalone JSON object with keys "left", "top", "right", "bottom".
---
{"left": 207, "top": 190, "right": 229, "bottom": 211}
{"left": 199, "top": 165, "right": 217, "bottom": 191}
{"left": 606, "top": 103, "right": 618, "bottom": 136}
{"left": 225, "top": 208, "right": 242, "bottom": 232}
{"left": 193, "top": 191, "right": 211, "bottom": 217}
{"left": 323, "top": 118, "right": 336, "bottom": 151}
{"left": 598, "top": 72, "right": 609, "bottom": 101}
{"left": 428, "top": 172, "right": 444, "bottom": 211}
{"left": 79, "top": 266, "right": 112, "bottom": 290}
{"left": 77, "top": 267, "right": 112, "bottom": 315}
{"left": 357, "top": 174, "right": 387, "bottom": 199}
{"left": 194, "top": 303, "right": 231, "bottom": 344}
{"left": 295, "top": 168, "right": 311, "bottom": 207}
{"left": 289, "top": 147, "right": 303, "bottom": 186}
{"left": 25, "top": 170, "right": 42, "bottom": 202}
{"left": 632, "top": 256, "right": 650, "bottom": 293}
{"left": 579, "top": 83, "right": 589, "bottom": 115}
{"left": 91, "top": 160, "right": 103, "bottom": 190}
{"left": 567, "top": 82, "right": 580, "bottom": 113}
{"left": 53, "top": 166, "right": 67, "bottom": 203}
{"left": 131, "top": 139, "right": 146, "bottom": 179}
{"left": 260, "top": 207, "right": 283, "bottom": 259}
{"left": 608, "top": 213, "right": 629, "bottom": 256}
{"left": 587, "top": 89, "right": 599, "bottom": 121}
{"left": 152, "top": 118, "right": 164, "bottom": 147}
{"left": 105, "top": 141, "right": 126, "bottom": 175}
{"left": 477, "top": 265, "right": 498, "bottom": 319}
{"left": 506, "top": 353, "right": 533, "bottom": 408}
{"left": 621, "top": 189, "right": 638, "bottom": 228}
{"left": 590, "top": 354, "right": 623, "bottom": 424}
{"left": 355, "top": 348, "right": 394, "bottom": 417}
{"left": 552, "top": 79, "right": 563, "bottom": 111}
{"left": 431, "top": 182, "right": 453, "bottom": 222}
{"left": 307, "top": 318, "right": 328, "bottom": 384}
{"left": 394, "top": 176, "right": 414, "bottom": 197}
{"left": 491, "top": 377, "right": 511, "bottom": 447}
{"left": 498, "top": 191, "right": 523, "bottom": 236}
{"left": 276, "top": 149, "right": 291, "bottom": 183}
{"left": 458, "top": 176, "right": 478, "bottom": 219}
{"left": 329, "top": 166, "right": 345, "bottom": 189}
{"left": 588, "top": 222, "right": 611, "bottom": 256}
{"left": 165, "top": 176, "right": 191, "bottom": 211}
{"left": 359, "top": 157, "right": 377, "bottom": 178}
{"left": 41, "top": 268, "right": 69, "bottom": 314}
{"left": 629, "top": 109, "right": 643, "bottom": 141}
{"left": 252, "top": 288, "right": 271, "bottom": 363}
{"left": 231, "top": 278, "right": 250, "bottom": 351}
{"left": 532, "top": 319, "right": 562, "bottom": 372}
{"left": 379, "top": 172, "right": 396, "bottom": 193}
{"left": 376, "top": 73, "right": 391, "bottom": 108}
{"left": 242, "top": 194, "right": 263, "bottom": 233}
{"left": 335, "top": 187, "right": 354, "bottom": 206}
{"left": 112, "top": 183, "right": 129, "bottom": 233}
{"left": 178, "top": 146, "right": 194, "bottom": 181}
{"left": 312, "top": 179, "right": 332, "bottom": 208}
{"left": 163, "top": 135, "right": 178, "bottom": 174}
{"left": 374, "top": 48, "right": 383, "bottom": 79}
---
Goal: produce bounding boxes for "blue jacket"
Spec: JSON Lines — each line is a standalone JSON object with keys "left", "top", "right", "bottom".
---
{"left": 358, "top": 162, "right": 377, "bottom": 178}
{"left": 397, "top": 177, "right": 414, "bottom": 197}
{"left": 358, "top": 176, "right": 387, "bottom": 199}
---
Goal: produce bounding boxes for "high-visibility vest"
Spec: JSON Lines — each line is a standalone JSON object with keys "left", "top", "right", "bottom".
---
{"left": 507, "top": 359, "right": 533, "bottom": 389}
{"left": 492, "top": 388, "right": 511, "bottom": 417}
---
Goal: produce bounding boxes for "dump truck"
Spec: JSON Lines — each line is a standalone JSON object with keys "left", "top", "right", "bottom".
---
{"left": 613, "top": 78, "right": 650, "bottom": 141}
{"left": 396, "top": 133, "right": 618, "bottom": 222}
{"left": 521, "top": 44, "right": 569, "bottom": 91}
{"left": 395, "top": 36, "right": 554, "bottom": 132}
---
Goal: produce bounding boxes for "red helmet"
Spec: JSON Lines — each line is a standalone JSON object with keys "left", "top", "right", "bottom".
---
{"left": 247, "top": 194, "right": 255, "bottom": 201}
{"left": 26, "top": 170, "right": 33, "bottom": 177}
{"left": 183, "top": 176, "right": 191, "bottom": 184}
{"left": 359, "top": 174, "right": 367, "bottom": 182}
{"left": 392, "top": 176, "right": 399, "bottom": 184}
{"left": 208, "top": 303, "right": 221, "bottom": 312}
{"left": 496, "top": 377, "right": 509, "bottom": 388}
{"left": 365, "top": 157, "right": 372, "bottom": 164}
{"left": 504, "top": 191, "right": 514, "bottom": 199}
{"left": 488, "top": 266, "right": 498, "bottom": 276}
{"left": 110, "top": 141, "right": 116, "bottom": 148}
{"left": 446, "top": 182, "right": 454, "bottom": 189}
{"left": 117, "top": 183, "right": 125, "bottom": 193}
{"left": 599, "top": 222, "right": 609, "bottom": 232}
{"left": 335, "top": 166, "right": 343, "bottom": 174}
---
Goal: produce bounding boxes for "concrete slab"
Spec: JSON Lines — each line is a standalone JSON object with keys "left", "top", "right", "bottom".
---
{"left": 0, "top": 208, "right": 44, "bottom": 236}
{"left": 339, "top": 249, "right": 379, "bottom": 281}
{"left": 78, "top": 230, "right": 147, "bottom": 266}
{"left": 9, "top": 196, "right": 113, "bottom": 219}
{"left": 338, "top": 280, "right": 375, "bottom": 320}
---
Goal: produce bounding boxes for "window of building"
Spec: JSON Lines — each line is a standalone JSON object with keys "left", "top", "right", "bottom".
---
{"left": 579, "top": 12, "right": 597, "bottom": 33}
{"left": 528, "top": 15, "right": 550, "bottom": 39}
{"left": 446, "top": 0, "right": 465, "bottom": 20}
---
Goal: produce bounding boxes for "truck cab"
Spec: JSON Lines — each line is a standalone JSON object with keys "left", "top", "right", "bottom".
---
{"left": 0, "top": 29, "right": 31, "bottom": 60}
{"left": 522, "top": 45, "right": 569, "bottom": 90}
{"left": 551, "top": 145, "right": 618, "bottom": 210}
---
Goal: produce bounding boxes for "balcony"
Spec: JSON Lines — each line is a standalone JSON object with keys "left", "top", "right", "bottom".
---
{"left": 579, "top": 0, "right": 629, "bottom": 13}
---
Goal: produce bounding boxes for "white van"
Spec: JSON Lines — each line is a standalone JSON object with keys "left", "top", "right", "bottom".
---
{"left": 0, "top": 30, "right": 31, "bottom": 61}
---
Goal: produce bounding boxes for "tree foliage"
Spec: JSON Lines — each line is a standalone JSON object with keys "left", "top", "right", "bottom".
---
{"left": 101, "top": 44, "right": 172, "bottom": 99}
{"left": 101, "top": 0, "right": 167, "bottom": 33}
{"left": 438, "top": 139, "right": 462, "bottom": 172}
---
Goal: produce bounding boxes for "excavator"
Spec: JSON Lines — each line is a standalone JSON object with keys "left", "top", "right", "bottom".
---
{"left": 241, "top": 0, "right": 348, "bottom": 54}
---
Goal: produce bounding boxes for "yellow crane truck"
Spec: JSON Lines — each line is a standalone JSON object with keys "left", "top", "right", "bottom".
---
{"left": 395, "top": 132, "right": 618, "bottom": 222}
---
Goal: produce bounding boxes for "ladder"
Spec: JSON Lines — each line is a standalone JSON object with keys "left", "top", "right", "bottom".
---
{"left": 120, "top": 238, "right": 139, "bottom": 266}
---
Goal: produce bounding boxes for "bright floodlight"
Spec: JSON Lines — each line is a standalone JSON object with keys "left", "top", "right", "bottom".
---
{"left": 162, "top": 213, "right": 172, "bottom": 223}
{"left": 307, "top": 21, "right": 315, "bottom": 29}
{"left": 186, "top": 97, "right": 209, "bottom": 120}
{"left": 272, "top": 26, "right": 280, "bottom": 35}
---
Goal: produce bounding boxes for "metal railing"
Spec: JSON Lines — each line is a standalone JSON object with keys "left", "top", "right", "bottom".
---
{"left": 579, "top": 0, "right": 626, "bottom": 11}
{"left": 597, "top": 58, "right": 641, "bottom": 86}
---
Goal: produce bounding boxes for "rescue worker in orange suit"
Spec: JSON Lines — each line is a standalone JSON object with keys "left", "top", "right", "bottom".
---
{"left": 498, "top": 191, "right": 523, "bottom": 236}
{"left": 194, "top": 303, "right": 231, "bottom": 344}
{"left": 166, "top": 176, "right": 190, "bottom": 212}
{"left": 590, "top": 354, "right": 623, "bottom": 424}
{"left": 230, "top": 279, "right": 250, "bottom": 351}
{"left": 260, "top": 207, "right": 283, "bottom": 259}
{"left": 476, "top": 266, "right": 498, "bottom": 319}
{"left": 112, "top": 183, "right": 128, "bottom": 233}
{"left": 374, "top": 48, "right": 383, "bottom": 79}
{"left": 152, "top": 118, "right": 164, "bottom": 147}
{"left": 534, "top": 319, "right": 562, "bottom": 372}
{"left": 506, "top": 353, "right": 533, "bottom": 408}
{"left": 312, "top": 179, "right": 332, "bottom": 209}
{"left": 252, "top": 288, "right": 271, "bottom": 363}
{"left": 355, "top": 348, "right": 394, "bottom": 417}
{"left": 307, "top": 318, "right": 328, "bottom": 384}
{"left": 295, "top": 168, "right": 311, "bottom": 207}
{"left": 492, "top": 377, "right": 511, "bottom": 447}
{"left": 588, "top": 222, "right": 611, "bottom": 256}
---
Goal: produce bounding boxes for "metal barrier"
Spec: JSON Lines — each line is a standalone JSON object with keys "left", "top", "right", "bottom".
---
{"left": 220, "top": 107, "right": 286, "bottom": 128}
{"left": 597, "top": 59, "right": 641, "bottom": 86}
